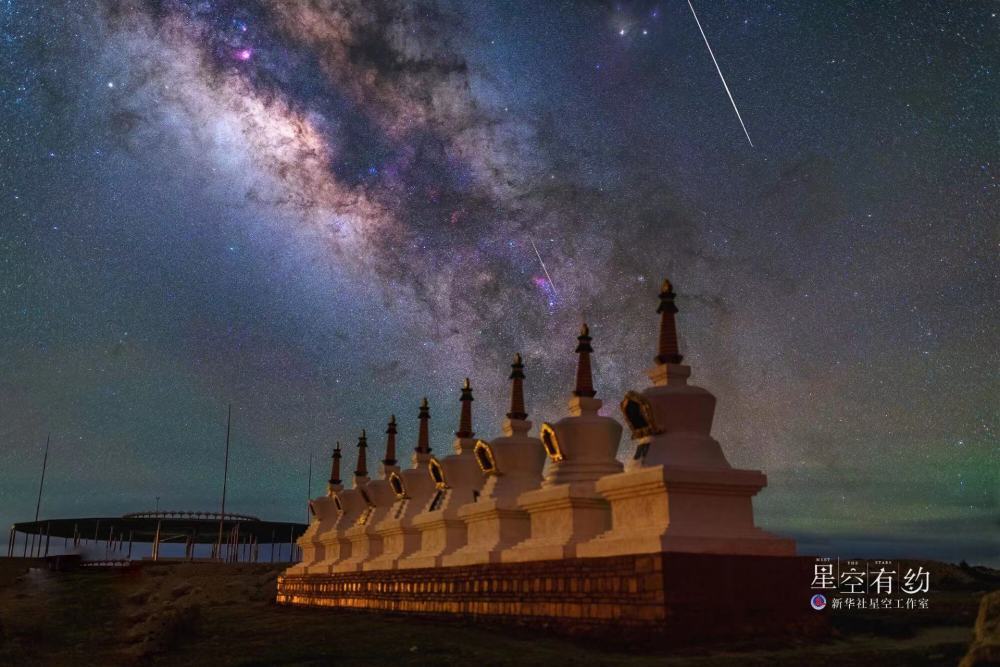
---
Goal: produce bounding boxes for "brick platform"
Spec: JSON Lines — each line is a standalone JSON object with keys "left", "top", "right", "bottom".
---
{"left": 277, "top": 552, "right": 828, "bottom": 645}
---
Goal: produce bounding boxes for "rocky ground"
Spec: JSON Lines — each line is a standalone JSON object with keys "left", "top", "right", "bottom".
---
{"left": 0, "top": 558, "right": 996, "bottom": 666}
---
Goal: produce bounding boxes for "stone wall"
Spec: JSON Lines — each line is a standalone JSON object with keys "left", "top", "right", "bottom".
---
{"left": 277, "top": 552, "right": 828, "bottom": 645}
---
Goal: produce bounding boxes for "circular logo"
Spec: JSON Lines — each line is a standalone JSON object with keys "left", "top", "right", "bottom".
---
{"left": 810, "top": 594, "right": 827, "bottom": 611}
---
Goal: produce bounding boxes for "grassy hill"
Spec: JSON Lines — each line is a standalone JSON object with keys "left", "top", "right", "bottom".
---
{"left": 0, "top": 558, "right": 994, "bottom": 666}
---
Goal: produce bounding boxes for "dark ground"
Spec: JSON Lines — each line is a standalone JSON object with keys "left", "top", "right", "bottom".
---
{"left": 0, "top": 558, "right": 995, "bottom": 666}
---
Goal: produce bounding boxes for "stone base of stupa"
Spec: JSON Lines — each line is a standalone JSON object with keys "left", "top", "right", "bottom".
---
{"left": 284, "top": 560, "right": 314, "bottom": 576}
{"left": 500, "top": 483, "right": 610, "bottom": 563}
{"left": 309, "top": 536, "right": 351, "bottom": 573}
{"left": 363, "top": 520, "right": 422, "bottom": 571}
{"left": 278, "top": 551, "right": 826, "bottom": 646}
{"left": 442, "top": 499, "right": 530, "bottom": 567}
{"left": 286, "top": 528, "right": 323, "bottom": 575}
{"left": 576, "top": 465, "right": 795, "bottom": 559}
{"left": 333, "top": 526, "right": 383, "bottom": 572}
{"left": 397, "top": 510, "right": 467, "bottom": 570}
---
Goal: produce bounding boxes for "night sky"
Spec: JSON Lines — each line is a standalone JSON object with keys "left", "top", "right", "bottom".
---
{"left": 1, "top": 1, "right": 996, "bottom": 564}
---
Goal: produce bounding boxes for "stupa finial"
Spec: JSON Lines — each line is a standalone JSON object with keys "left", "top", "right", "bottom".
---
{"left": 507, "top": 353, "right": 527, "bottom": 420}
{"left": 456, "top": 378, "right": 475, "bottom": 438}
{"left": 354, "top": 430, "right": 368, "bottom": 478}
{"left": 328, "top": 441, "right": 342, "bottom": 486}
{"left": 655, "top": 279, "right": 683, "bottom": 365}
{"left": 573, "top": 322, "right": 597, "bottom": 398}
{"left": 416, "top": 398, "right": 431, "bottom": 453}
{"left": 382, "top": 415, "right": 397, "bottom": 467}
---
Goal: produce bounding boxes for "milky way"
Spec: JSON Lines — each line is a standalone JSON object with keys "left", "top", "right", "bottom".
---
{"left": 1, "top": 1, "right": 996, "bottom": 564}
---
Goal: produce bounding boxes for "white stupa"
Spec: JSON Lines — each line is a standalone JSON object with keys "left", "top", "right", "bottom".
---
{"left": 443, "top": 354, "right": 547, "bottom": 566}
{"left": 578, "top": 280, "right": 796, "bottom": 558}
{"left": 333, "top": 421, "right": 402, "bottom": 572}
{"left": 315, "top": 433, "right": 371, "bottom": 571}
{"left": 363, "top": 399, "right": 437, "bottom": 570}
{"left": 288, "top": 442, "right": 343, "bottom": 574}
{"left": 502, "top": 324, "right": 623, "bottom": 562}
{"left": 400, "top": 379, "right": 486, "bottom": 569}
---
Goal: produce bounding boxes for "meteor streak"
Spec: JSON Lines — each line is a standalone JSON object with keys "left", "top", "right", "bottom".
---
{"left": 687, "top": 0, "right": 754, "bottom": 148}
{"left": 529, "top": 237, "right": 558, "bottom": 297}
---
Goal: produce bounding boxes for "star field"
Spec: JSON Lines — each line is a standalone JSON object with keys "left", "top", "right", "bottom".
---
{"left": 0, "top": 0, "right": 996, "bottom": 563}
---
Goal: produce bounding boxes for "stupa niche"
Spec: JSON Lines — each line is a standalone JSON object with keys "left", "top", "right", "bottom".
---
{"left": 443, "top": 354, "right": 546, "bottom": 567}
{"left": 577, "top": 280, "right": 795, "bottom": 558}
{"left": 400, "top": 379, "right": 486, "bottom": 569}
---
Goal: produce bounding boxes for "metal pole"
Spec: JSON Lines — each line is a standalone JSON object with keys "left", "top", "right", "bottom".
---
{"left": 215, "top": 404, "right": 233, "bottom": 561}
{"left": 33, "top": 434, "right": 50, "bottom": 523}
{"left": 288, "top": 525, "right": 294, "bottom": 562}
{"left": 152, "top": 519, "right": 162, "bottom": 561}
{"left": 270, "top": 530, "right": 275, "bottom": 562}
{"left": 7, "top": 527, "right": 13, "bottom": 557}
{"left": 21, "top": 530, "right": 27, "bottom": 558}
{"left": 44, "top": 522, "right": 51, "bottom": 557}
{"left": 128, "top": 531, "right": 133, "bottom": 560}
{"left": 306, "top": 452, "right": 313, "bottom": 523}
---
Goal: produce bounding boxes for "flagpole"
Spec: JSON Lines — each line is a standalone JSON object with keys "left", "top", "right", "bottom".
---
{"left": 215, "top": 404, "right": 232, "bottom": 560}
{"left": 306, "top": 451, "right": 313, "bottom": 523}
{"left": 34, "top": 434, "right": 50, "bottom": 522}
